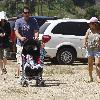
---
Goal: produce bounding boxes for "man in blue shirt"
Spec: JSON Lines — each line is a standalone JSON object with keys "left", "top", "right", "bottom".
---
{"left": 14, "top": 6, "right": 39, "bottom": 77}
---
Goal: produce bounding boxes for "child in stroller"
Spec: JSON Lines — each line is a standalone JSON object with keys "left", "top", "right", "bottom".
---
{"left": 20, "top": 39, "right": 46, "bottom": 87}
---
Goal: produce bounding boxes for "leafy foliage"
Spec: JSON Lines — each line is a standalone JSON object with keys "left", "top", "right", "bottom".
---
{"left": 0, "top": 0, "right": 100, "bottom": 19}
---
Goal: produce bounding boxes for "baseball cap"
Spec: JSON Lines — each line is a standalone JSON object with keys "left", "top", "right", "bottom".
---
{"left": 0, "top": 11, "right": 8, "bottom": 21}
{"left": 87, "top": 17, "right": 100, "bottom": 23}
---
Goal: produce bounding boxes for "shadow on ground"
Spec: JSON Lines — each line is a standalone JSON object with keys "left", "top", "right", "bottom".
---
{"left": 30, "top": 79, "right": 67, "bottom": 87}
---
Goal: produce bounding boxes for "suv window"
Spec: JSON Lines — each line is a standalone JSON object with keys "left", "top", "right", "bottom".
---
{"left": 39, "top": 23, "right": 50, "bottom": 34}
{"left": 51, "top": 22, "right": 89, "bottom": 36}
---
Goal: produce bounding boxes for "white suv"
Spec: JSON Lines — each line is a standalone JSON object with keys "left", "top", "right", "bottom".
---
{"left": 39, "top": 19, "right": 89, "bottom": 64}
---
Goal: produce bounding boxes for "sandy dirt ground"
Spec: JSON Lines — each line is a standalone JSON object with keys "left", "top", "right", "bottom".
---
{"left": 0, "top": 60, "right": 100, "bottom": 100}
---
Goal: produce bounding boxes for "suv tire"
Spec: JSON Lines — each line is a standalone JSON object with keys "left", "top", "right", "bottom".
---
{"left": 56, "top": 48, "right": 76, "bottom": 65}
{"left": 50, "top": 57, "right": 58, "bottom": 64}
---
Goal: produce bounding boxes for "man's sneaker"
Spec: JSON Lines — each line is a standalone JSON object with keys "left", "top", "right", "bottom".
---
{"left": 88, "top": 77, "right": 93, "bottom": 82}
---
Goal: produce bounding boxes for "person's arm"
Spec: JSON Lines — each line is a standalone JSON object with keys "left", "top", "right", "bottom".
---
{"left": 33, "top": 18, "right": 39, "bottom": 40}
{"left": 83, "top": 29, "right": 89, "bottom": 48}
{"left": 0, "top": 27, "right": 4, "bottom": 37}
{"left": 34, "top": 30, "right": 39, "bottom": 40}
{"left": 15, "top": 30, "right": 26, "bottom": 41}
{"left": 0, "top": 22, "right": 11, "bottom": 38}
{"left": 14, "top": 20, "right": 26, "bottom": 41}
{"left": 0, "top": 33, "right": 5, "bottom": 37}
{"left": 5, "top": 22, "right": 11, "bottom": 37}
{"left": 95, "top": 35, "right": 100, "bottom": 46}
{"left": 98, "top": 37, "right": 100, "bottom": 45}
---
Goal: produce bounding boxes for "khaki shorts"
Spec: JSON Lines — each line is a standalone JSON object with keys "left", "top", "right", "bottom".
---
{"left": 0, "top": 48, "right": 10, "bottom": 59}
{"left": 16, "top": 44, "right": 23, "bottom": 65}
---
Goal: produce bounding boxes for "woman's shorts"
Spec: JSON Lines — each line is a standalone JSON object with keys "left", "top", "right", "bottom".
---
{"left": 0, "top": 48, "right": 10, "bottom": 59}
{"left": 86, "top": 49, "right": 100, "bottom": 58}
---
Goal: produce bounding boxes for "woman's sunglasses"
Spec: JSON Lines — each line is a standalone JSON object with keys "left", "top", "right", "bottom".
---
{"left": 89, "top": 22, "right": 96, "bottom": 25}
{"left": 23, "top": 12, "right": 30, "bottom": 14}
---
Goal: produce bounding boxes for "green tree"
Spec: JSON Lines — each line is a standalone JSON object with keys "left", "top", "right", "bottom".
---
{"left": 85, "top": 6, "right": 97, "bottom": 19}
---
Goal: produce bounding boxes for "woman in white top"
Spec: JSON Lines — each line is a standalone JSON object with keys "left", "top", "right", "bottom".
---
{"left": 84, "top": 17, "right": 100, "bottom": 82}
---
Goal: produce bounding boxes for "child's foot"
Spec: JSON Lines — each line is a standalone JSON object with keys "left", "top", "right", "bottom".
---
{"left": 97, "top": 76, "right": 100, "bottom": 83}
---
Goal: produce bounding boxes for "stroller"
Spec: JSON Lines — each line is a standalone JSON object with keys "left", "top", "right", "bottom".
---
{"left": 20, "top": 39, "right": 46, "bottom": 87}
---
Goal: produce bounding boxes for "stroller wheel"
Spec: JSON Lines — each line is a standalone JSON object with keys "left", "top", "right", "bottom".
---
{"left": 36, "top": 79, "right": 39, "bottom": 86}
{"left": 39, "top": 80, "right": 46, "bottom": 87}
{"left": 22, "top": 80, "right": 29, "bottom": 87}
{"left": 36, "top": 79, "right": 45, "bottom": 87}
{"left": 25, "top": 81, "right": 29, "bottom": 87}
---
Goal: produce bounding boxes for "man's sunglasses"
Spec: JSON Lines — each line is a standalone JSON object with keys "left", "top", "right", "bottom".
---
{"left": 23, "top": 12, "right": 30, "bottom": 14}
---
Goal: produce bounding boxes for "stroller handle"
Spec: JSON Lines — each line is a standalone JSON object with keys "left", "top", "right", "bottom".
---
{"left": 22, "top": 39, "right": 41, "bottom": 48}
{"left": 22, "top": 38, "right": 37, "bottom": 45}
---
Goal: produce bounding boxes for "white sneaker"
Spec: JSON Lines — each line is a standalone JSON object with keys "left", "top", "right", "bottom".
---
{"left": 88, "top": 77, "right": 93, "bottom": 82}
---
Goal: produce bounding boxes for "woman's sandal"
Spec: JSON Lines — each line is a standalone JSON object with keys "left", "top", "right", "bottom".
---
{"left": 2, "top": 68, "right": 7, "bottom": 74}
{"left": 15, "top": 74, "right": 19, "bottom": 78}
{"left": 97, "top": 76, "right": 100, "bottom": 83}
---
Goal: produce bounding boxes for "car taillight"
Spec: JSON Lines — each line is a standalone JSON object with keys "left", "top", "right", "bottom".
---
{"left": 42, "top": 35, "right": 51, "bottom": 43}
